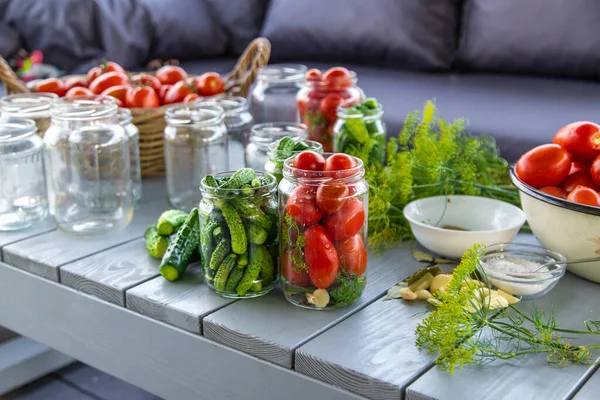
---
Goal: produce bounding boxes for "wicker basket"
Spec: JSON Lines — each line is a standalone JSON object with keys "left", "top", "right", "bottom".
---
{"left": 0, "top": 38, "right": 271, "bottom": 177}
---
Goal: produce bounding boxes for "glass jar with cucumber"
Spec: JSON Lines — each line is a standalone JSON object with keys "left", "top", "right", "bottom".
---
{"left": 264, "top": 136, "right": 323, "bottom": 183}
{"left": 199, "top": 168, "right": 279, "bottom": 298}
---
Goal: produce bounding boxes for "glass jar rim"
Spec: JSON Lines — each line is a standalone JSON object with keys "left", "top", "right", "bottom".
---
{"left": 0, "top": 93, "right": 58, "bottom": 118}
{"left": 166, "top": 103, "right": 225, "bottom": 126}
{"left": 68, "top": 124, "right": 128, "bottom": 149}
{"left": 282, "top": 153, "right": 365, "bottom": 184}
{"left": 305, "top": 70, "right": 358, "bottom": 90}
{"left": 200, "top": 171, "right": 277, "bottom": 198}
{"left": 206, "top": 96, "right": 248, "bottom": 118}
{"left": 51, "top": 95, "right": 118, "bottom": 121}
{"left": 336, "top": 101, "right": 383, "bottom": 120}
{"left": 0, "top": 118, "right": 38, "bottom": 143}
{"left": 250, "top": 122, "right": 308, "bottom": 145}
{"left": 258, "top": 64, "right": 307, "bottom": 83}
{"left": 117, "top": 108, "right": 133, "bottom": 125}
{"left": 267, "top": 138, "right": 323, "bottom": 161}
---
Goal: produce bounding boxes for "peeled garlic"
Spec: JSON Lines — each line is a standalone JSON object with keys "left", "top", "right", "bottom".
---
{"left": 408, "top": 272, "right": 434, "bottom": 292}
{"left": 496, "top": 289, "right": 520, "bottom": 305}
{"left": 485, "top": 294, "right": 509, "bottom": 310}
{"left": 306, "top": 289, "right": 330, "bottom": 308}
{"left": 475, "top": 287, "right": 493, "bottom": 301}
{"left": 430, "top": 274, "right": 452, "bottom": 293}
{"left": 415, "top": 289, "right": 432, "bottom": 300}
{"left": 461, "top": 278, "right": 486, "bottom": 290}
{"left": 399, "top": 287, "right": 417, "bottom": 300}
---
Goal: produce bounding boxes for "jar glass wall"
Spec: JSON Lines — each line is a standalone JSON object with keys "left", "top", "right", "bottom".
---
{"left": 264, "top": 138, "right": 323, "bottom": 183}
{"left": 0, "top": 93, "right": 58, "bottom": 135}
{"left": 118, "top": 109, "right": 142, "bottom": 202}
{"left": 244, "top": 122, "right": 307, "bottom": 171}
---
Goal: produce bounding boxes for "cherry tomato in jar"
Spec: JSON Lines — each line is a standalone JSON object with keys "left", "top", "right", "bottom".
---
{"left": 158, "top": 84, "right": 172, "bottom": 103}
{"left": 305, "top": 68, "right": 322, "bottom": 81}
{"left": 34, "top": 78, "right": 67, "bottom": 97}
{"left": 540, "top": 186, "right": 568, "bottom": 199}
{"left": 64, "top": 76, "right": 88, "bottom": 90}
{"left": 89, "top": 72, "right": 129, "bottom": 95}
{"left": 304, "top": 225, "right": 339, "bottom": 289}
{"left": 155, "top": 65, "right": 188, "bottom": 85}
{"left": 316, "top": 183, "right": 348, "bottom": 213}
{"left": 125, "top": 86, "right": 160, "bottom": 108}
{"left": 285, "top": 186, "right": 323, "bottom": 226}
{"left": 515, "top": 144, "right": 572, "bottom": 189}
{"left": 591, "top": 155, "right": 600, "bottom": 186}
{"left": 101, "top": 85, "right": 130, "bottom": 105}
{"left": 324, "top": 197, "right": 365, "bottom": 241}
{"left": 163, "top": 80, "right": 196, "bottom": 104}
{"left": 323, "top": 67, "right": 352, "bottom": 90}
{"left": 324, "top": 153, "right": 359, "bottom": 178}
{"left": 566, "top": 185, "right": 600, "bottom": 207}
{"left": 560, "top": 171, "right": 599, "bottom": 192}
{"left": 196, "top": 72, "right": 225, "bottom": 97}
{"left": 319, "top": 93, "right": 343, "bottom": 121}
{"left": 65, "top": 87, "right": 94, "bottom": 97}
{"left": 281, "top": 249, "right": 311, "bottom": 287}
{"left": 183, "top": 93, "right": 200, "bottom": 102}
{"left": 86, "top": 61, "right": 126, "bottom": 84}
{"left": 293, "top": 151, "right": 325, "bottom": 171}
{"left": 335, "top": 234, "right": 367, "bottom": 277}
{"left": 553, "top": 121, "right": 600, "bottom": 163}
{"left": 130, "top": 74, "right": 162, "bottom": 92}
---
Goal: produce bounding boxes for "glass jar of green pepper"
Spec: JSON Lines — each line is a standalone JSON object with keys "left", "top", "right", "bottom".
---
{"left": 199, "top": 168, "right": 279, "bottom": 298}
{"left": 264, "top": 137, "right": 323, "bottom": 183}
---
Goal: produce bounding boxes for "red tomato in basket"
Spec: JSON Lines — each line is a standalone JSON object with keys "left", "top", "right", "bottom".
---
{"left": 566, "top": 185, "right": 600, "bottom": 207}
{"left": 286, "top": 186, "right": 323, "bottom": 226}
{"left": 163, "top": 80, "right": 196, "bottom": 104}
{"left": 183, "top": 93, "right": 200, "bottom": 103}
{"left": 65, "top": 87, "right": 94, "bottom": 96}
{"left": 293, "top": 151, "right": 325, "bottom": 171}
{"left": 101, "top": 85, "right": 130, "bottom": 105}
{"left": 89, "top": 72, "right": 129, "bottom": 94}
{"left": 304, "top": 225, "right": 339, "bottom": 289}
{"left": 324, "top": 153, "right": 359, "bottom": 179}
{"left": 554, "top": 121, "right": 600, "bottom": 163}
{"left": 540, "top": 186, "right": 568, "bottom": 199}
{"left": 324, "top": 197, "right": 365, "bottom": 241}
{"left": 316, "top": 183, "right": 348, "bottom": 213}
{"left": 281, "top": 249, "right": 311, "bottom": 287}
{"left": 34, "top": 78, "right": 66, "bottom": 96}
{"left": 335, "top": 234, "right": 367, "bottom": 277}
{"left": 158, "top": 84, "right": 172, "bottom": 103}
{"left": 196, "top": 72, "right": 225, "bottom": 97}
{"left": 590, "top": 154, "right": 600, "bottom": 187}
{"left": 64, "top": 76, "right": 88, "bottom": 90}
{"left": 131, "top": 74, "right": 162, "bottom": 92}
{"left": 86, "top": 61, "right": 126, "bottom": 84}
{"left": 515, "top": 144, "right": 572, "bottom": 189}
{"left": 155, "top": 65, "right": 188, "bottom": 85}
{"left": 569, "top": 161, "right": 589, "bottom": 175}
{"left": 125, "top": 86, "right": 160, "bottom": 108}
{"left": 319, "top": 93, "right": 343, "bottom": 121}
{"left": 560, "top": 171, "right": 599, "bottom": 193}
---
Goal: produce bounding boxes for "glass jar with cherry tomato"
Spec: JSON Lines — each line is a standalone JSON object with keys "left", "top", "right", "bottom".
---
{"left": 296, "top": 67, "right": 364, "bottom": 152}
{"left": 0, "top": 93, "right": 57, "bottom": 135}
{"left": 264, "top": 138, "right": 323, "bottom": 183}
{"left": 244, "top": 122, "right": 307, "bottom": 171}
{"left": 279, "top": 152, "right": 369, "bottom": 309}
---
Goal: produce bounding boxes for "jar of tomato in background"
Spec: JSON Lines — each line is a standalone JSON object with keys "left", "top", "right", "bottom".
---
{"left": 279, "top": 152, "right": 369, "bottom": 309}
{"left": 296, "top": 67, "right": 364, "bottom": 152}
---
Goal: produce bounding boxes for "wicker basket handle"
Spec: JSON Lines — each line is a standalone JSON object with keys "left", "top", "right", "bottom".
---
{"left": 0, "top": 56, "right": 30, "bottom": 95}
{"left": 225, "top": 37, "right": 271, "bottom": 97}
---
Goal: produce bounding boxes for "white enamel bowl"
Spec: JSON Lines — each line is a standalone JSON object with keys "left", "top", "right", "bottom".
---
{"left": 403, "top": 195, "right": 527, "bottom": 259}
{"left": 510, "top": 168, "right": 600, "bottom": 284}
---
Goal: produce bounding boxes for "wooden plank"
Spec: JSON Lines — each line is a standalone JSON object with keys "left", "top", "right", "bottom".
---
{"left": 203, "top": 241, "right": 425, "bottom": 368}
{"left": 575, "top": 371, "right": 600, "bottom": 399}
{"left": 3, "top": 376, "right": 97, "bottom": 400}
{"left": 0, "top": 218, "right": 55, "bottom": 257}
{"left": 60, "top": 238, "right": 160, "bottom": 306}
{"left": 126, "top": 265, "right": 234, "bottom": 334}
{"left": 2, "top": 197, "right": 170, "bottom": 282}
{"left": 406, "top": 272, "right": 600, "bottom": 400}
{"left": 0, "top": 262, "right": 366, "bottom": 400}
{"left": 295, "top": 299, "right": 434, "bottom": 400}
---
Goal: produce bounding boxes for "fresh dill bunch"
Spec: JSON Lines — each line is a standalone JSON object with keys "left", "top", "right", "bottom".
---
{"left": 415, "top": 244, "right": 600, "bottom": 374}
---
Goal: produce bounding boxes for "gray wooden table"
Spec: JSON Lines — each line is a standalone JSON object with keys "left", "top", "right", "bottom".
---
{"left": 1, "top": 177, "right": 599, "bottom": 400}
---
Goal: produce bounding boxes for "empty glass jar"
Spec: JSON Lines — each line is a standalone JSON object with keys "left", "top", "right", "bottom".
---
{"left": 164, "top": 103, "right": 228, "bottom": 211}
{"left": 244, "top": 123, "right": 307, "bottom": 171}
{"left": 118, "top": 109, "right": 142, "bottom": 202}
{"left": 216, "top": 96, "right": 253, "bottom": 146}
{"left": 44, "top": 96, "right": 133, "bottom": 236}
{"left": 0, "top": 118, "right": 47, "bottom": 231}
{"left": 0, "top": 93, "right": 58, "bottom": 135}
{"left": 250, "top": 64, "right": 307, "bottom": 124}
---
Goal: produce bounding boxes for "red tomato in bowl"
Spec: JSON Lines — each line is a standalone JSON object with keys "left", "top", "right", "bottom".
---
{"left": 86, "top": 61, "right": 126, "bottom": 84}
{"left": 566, "top": 185, "right": 600, "bottom": 207}
{"left": 281, "top": 249, "right": 311, "bottom": 287}
{"left": 155, "top": 65, "right": 188, "bottom": 85}
{"left": 324, "top": 197, "right": 365, "bottom": 241}
{"left": 89, "top": 72, "right": 129, "bottom": 94}
{"left": 163, "top": 80, "right": 196, "bottom": 104}
{"left": 560, "top": 171, "right": 599, "bottom": 192}
{"left": 286, "top": 186, "right": 323, "bottom": 226}
{"left": 319, "top": 93, "right": 343, "bottom": 121}
{"left": 335, "top": 234, "right": 367, "bottom": 276}
{"left": 130, "top": 74, "right": 162, "bottom": 92}
{"left": 196, "top": 72, "right": 225, "bottom": 97}
{"left": 569, "top": 161, "right": 589, "bottom": 175}
{"left": 65, "top": 87, "right": 94, "bottom": 96}
{"left": 34, "top": 78, "right": 66, "bottom": 96}
{"left": 316, "top": 183, "right": 349, "bottom": 213}
{"left": 591, "top": 154, "right": 600, "bottom": 186}
{"left": 553, "top": 121, "right": 600, "bottom": 162}
{"left": 515, "top": 144, "right": 572, "bottom": 189}
{"left": 125, "top": 86, "right": 160, "bottom": 108}
{"left": 540, "top": 186, "right": 568, "bottom": 199}
{"left": 64, "top": 76, "right": 88, "bottom": 90}
{"left": 304, "top": 225, "right": 339, "bottom": 289}
{"left": 101, "top": 85, "right": 130, "bottom": 105}
{"left": 293, "top": 151, "right": 325, "bottom": 171}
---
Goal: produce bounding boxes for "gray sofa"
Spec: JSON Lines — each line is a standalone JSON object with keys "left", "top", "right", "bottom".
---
{"left": 2, "top": 0, "right": 600, "bottom": 161}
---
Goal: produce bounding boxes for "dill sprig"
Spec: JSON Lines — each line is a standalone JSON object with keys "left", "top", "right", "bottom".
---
{"left": 415, "top": 244, "right": 600, "bottom": 374}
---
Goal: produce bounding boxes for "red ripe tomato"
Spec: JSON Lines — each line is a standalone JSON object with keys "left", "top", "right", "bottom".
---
{"left": 304, "top": 225, "right": 339, "bottom": 289}
{"left": 163, "top": 80, "right": 196, "bottom": 104}
{"left": 195, "top": 72, "right": 225, "bottom": 97}
{"left": 158, "top": 84, "right": 172, "bottom": 103}
{"left": 323, "top": 67, "right": 352, "bottom": 89}
{"left": 540, "top": 186, "right": 568, "bottom": 199}
{"left": 101, "top": 85, "right": 130, "bottom": 105}
{"left": 183, "top": 93, "right": 200, "bottom": 103}
{"left": 316, "top": 183, "right": 348, "bottom": 213}
{"left": 86, "top": 61, "right": 126, "bottom": 84}
{"left": 306, "top": 68, "right": 322, "bottom": 81}
{"left": 335, "top": 234, "right": 367, "bottom": 277}
{"left": 566, "top": 185, "right": 600, "bottom": 207}
{"left": 130, "top": 74, "right": 162, "bottom": 92}
{"left": 89, "top": 72, "right": 129, "bottom": 95}
{"left": 324, "top": 153, "right": 359, "bottom": 178}
{"left": 319, "top": 93, "right": 343, "bottom": 121}
{"left": 65, "top": 87, "right": 94, "bottom": 96}
{"left": 281, "top": 249, "right": 311, "bottom": 287}
{"left": 34, "top": 78, "right": 67, "bottom": 97}
{"left": 323, "top": 197, "right": 365, "bottom": 241}
{"left": 591, "top": 154, "right": 600, "bottom": 186}
{"left": 560, "top": 171, "right": 599, "bottom": 192}
{"left": 64, "top": 76, "right": 88, "bottom": 90}
{"left": 285, "top": 186, "right": 323, "bottom": 226}
{"left": 553, "top": 121, "right": 600, "bottom": 162}
{"left": 297, "top": 98, "right": 309, "bottom": 117}
{"left": 515, "top": 144, "right": 572, "bottom": 189}
{"left": 125, "top": 86, "right": 160, "bottom": 108}
{"left": 292, "top": 151, "right": 325, "bottom": 171}
{"left": 87, "top": 67, "right": 103, "bottom": 85}
{"left": 569, "top": 162, "right": 589, "bottom": 175}
{"left": 155, "top": 65, "right": 188, "bottom": 85}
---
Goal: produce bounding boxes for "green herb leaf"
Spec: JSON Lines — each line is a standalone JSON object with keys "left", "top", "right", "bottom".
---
{"left": 329, "top": 272, "right": 366, "bottom": 306}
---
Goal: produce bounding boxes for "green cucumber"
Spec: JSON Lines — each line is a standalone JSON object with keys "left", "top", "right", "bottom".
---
{"left": 293, "top": 140, "right": 310, "bottom": 151}
{"left": 199, "top": 218, "right": 218, "bottom": 267}
{"left": 343, "top": 109, "right": 369, "bottom": 144}
{"left": 159, "top": 208, "right": 200, "bottom": 281}
{"left": 218, "top": 168, "right": 256, "bottom": 189}
{"left": 221, "top": 203, "right": 247, "bottom": 255}
{"left": 237, "top": 252, "right": 249, "bottom": 267}
{"left": 251, "top": 281, "right": 263, "bottom": 292}
{"left": 225, "top": 265, "right": 245, "bottom": 292}
{"left": 236, "top": 245, "right": 272, "bottom": 296}
{"left": 209, "top": 238, "right": 231, "bottom": 270}
{"left": 204, "top": 174, "right": 219, "bottom": 188}
{"left": 213, "top": 254, "right": 237, "bottom": 290}
{"left": 157, "top": 210, "right": 188, "bottom": 236}
{"left": 232, "top": 199, "right": 272, "bottom": 230}
{"left": 245, "top": 223, "right": 267, "bottom": 245}
{"left": 144, "top": 225, "right": 170, "bottom": 259}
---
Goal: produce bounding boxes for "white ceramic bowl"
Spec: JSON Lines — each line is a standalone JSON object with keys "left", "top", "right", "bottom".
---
{"left": 403, "top": 195, "right": 527, "bottom": 259}
{"left": 510, "top": 168, "right": 600, "bottom": 284}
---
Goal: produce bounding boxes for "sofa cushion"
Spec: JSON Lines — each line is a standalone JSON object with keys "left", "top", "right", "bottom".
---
{"left": 0, "top": 22, "right": 21, "bottom": 59}
{"left": 261, "top": 0, "right": 460, "bottom": 70}
{"left": 457, "top": 0, "right": 600, "bottom": 80}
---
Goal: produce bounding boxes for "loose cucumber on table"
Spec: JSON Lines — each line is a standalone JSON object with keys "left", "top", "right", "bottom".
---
{"left": 156, "top": 209, "right": 188, "bottom": 236}
{"left": 159, "top": 208, "right": 200, "bottom": 281}
{"left": 144, "top": 225, "right": 170, "bottom": 259}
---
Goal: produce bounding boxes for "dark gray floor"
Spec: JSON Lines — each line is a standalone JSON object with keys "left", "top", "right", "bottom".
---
{"left": 5, "top": 363, "right": 162, "bottom": 400}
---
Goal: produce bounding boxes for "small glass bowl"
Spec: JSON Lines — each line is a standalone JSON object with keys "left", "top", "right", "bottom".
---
{"left": 479, "top": 243, "right": 567, "bottom": 299}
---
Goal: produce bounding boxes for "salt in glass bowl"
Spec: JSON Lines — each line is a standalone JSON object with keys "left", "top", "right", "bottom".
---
{"left": 479, "top": 243, "right": 567, "bottom": 300}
